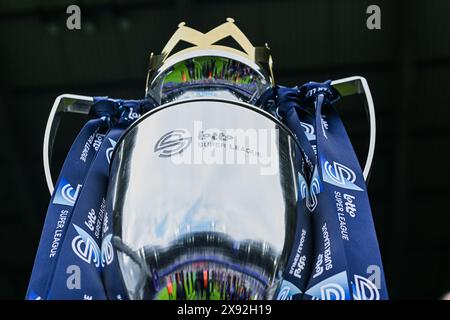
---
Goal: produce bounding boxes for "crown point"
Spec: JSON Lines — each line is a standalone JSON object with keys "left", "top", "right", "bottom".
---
{"left": 178, "top": 22, "right": 186, "bottom": 28}
{"left": 226, "top": 17, "right": 235, "bottom": 23}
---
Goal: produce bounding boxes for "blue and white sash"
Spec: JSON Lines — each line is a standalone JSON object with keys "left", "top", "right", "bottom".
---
{"left": 26, "top": 116, "right": 107, "bottom": 300}
{"left": 27, "top": 98, "right": 152, "bottom": 300}
{"left": 277, "top": 82, "right": 388, "bottom": 300}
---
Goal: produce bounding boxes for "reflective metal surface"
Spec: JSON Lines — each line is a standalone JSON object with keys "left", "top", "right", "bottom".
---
{"left": 147, "top": 54, "right": 271, "bottom": 105}
{"left": 106, "top": 99, "right": 301, "bottom": 299}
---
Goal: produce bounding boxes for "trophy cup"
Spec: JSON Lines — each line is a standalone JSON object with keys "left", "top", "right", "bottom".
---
{"left": 39, "top": 18, "right": 378, "bottom": 300}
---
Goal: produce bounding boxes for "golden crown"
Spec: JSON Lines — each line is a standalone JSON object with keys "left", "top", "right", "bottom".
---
{"left": 146, "top": 18, "right": 274, "bottom": 90}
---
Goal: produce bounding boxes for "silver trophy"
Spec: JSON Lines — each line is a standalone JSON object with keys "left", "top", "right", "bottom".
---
{"left": 43, "top": 18, "right": 376, "bottom": 300}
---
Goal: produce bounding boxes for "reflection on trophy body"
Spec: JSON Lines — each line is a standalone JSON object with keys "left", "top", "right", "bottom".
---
{"left": 108, "top": 100, "right": 300, "bottom": 299}
{"left": 105, "top": 19, "right": 300, "bottom": 300}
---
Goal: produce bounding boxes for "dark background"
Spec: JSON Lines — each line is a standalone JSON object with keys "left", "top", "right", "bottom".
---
{"left": 0, "top": 0, "right": 449, "bottom": 299}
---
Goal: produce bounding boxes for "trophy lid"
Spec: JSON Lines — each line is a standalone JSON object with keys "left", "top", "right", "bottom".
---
{"left": 145, "top": 18, "right": 274, "bottom": 105}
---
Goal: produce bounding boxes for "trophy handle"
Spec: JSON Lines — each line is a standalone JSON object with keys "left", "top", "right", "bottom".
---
{"left": 331, "top": 76, "right": 376, "bottom": 182}
{"left": 43, "top": 94, "right": 95, "bottom": 194}
{"left": 43, "top": 79, "right": 375, "bottom": 193}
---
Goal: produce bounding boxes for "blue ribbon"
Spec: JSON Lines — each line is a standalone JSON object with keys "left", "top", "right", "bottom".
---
{"left": 275, "top": 149, "right": 314, "bottom": 300}
{"left": 27, "top": 98, "right": 152, "bottom": 300}
{"left": 278, "top": 81, "right": 388, "bottom": 300}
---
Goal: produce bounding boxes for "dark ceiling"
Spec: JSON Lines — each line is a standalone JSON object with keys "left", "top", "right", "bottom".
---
{"left": 0, "top": 0, "right": 449, "bottom": 299}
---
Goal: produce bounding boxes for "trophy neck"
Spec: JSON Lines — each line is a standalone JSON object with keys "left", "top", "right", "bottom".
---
{"left": 146, "top": 52, "right": 272, "bottom": 106}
